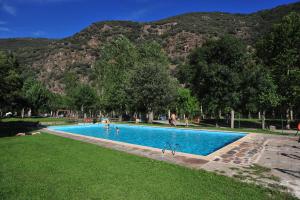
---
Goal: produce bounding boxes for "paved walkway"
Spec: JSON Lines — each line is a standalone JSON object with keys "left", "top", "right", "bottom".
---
{"left": 211, "top": 134, "right": 266, "bottom": 165}
{"left": 257, "top": 136, "right": 300, "bottom": 196}
{"left": 202, "top": 134, "right": 300, "bottom": 198}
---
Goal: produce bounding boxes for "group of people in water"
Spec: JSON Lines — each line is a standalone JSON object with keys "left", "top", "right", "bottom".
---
{"left": 103, "top": 119, "right": 120, "bottom": 134}
{"left": 105, "top": 124, "right": 120, "bottom": 134}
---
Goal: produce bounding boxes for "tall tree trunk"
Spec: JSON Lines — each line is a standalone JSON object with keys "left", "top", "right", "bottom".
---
{"left": 21, "top": 108, "right": 25, "bottom": 118}
{"left": 168, "top": 110, "right": 171, "bottom": 120}
{"left": 112, "top": 111, "right": 115, "bottom": 118}
{"left": 290, "top": 109, "right": 294, "bottom": 121}
{"left": 230, "top": 109, "right": 235, "bottom": 129}
{"left": 118, "top": 114, "right": 122, "bottom": 122}
{"left": 262, "top": 110, "right": 266, "bottom": 129}
{"left": 81, "top": 105, "right": 84, "bottom": 118}
{"left": 258, "top": 111, "right": 261, "bottom": 120}
{"left": 248, "top": 112, "right": 251, "bottom": 119}
{"left": 200, "top": 105, "right": 203, "bottom": 118}
{"left": 286, "top": 108, "right": 291, "bottom": 130}
{"left": 218, "top": 110, "right": 222, "bottom": 119}
{"left": 148, "top": 111, "right": 154, "bottom": 123}
{"left": 28, "top": 108, "right": 32, "bottom": 117}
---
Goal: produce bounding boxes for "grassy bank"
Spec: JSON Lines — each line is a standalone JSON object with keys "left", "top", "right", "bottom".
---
{"left": 0, "top": 133, "right": 297, "bottom": 200}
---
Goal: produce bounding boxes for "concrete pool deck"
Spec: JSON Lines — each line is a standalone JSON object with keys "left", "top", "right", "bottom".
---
{"left": 44, "top": 127, "right": 300, "bottom": 198}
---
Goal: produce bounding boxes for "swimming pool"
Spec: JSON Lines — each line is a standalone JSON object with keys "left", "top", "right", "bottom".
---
{"left": 49, "top": 124, "right": 246, "bottom": 156}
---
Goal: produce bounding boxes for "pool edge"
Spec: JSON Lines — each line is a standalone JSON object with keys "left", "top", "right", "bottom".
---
{"left": 43, "top": 127, "right": 253, "bottom": 167}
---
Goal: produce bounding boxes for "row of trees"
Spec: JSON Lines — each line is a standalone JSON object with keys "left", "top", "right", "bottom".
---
{"left": 176, "top": 12, "right": 300, "bottom": 128}
{"left": 0, "top": 53, "right": 99, "bottom": 118}
{"left": 0, "top": 38, "right": 199, "bottom": 121}
{"left": 94, "top": 37, "right": 181, "bottom": 121}
{"left": 0, "top": 12, "right": 299, "bottom": 129}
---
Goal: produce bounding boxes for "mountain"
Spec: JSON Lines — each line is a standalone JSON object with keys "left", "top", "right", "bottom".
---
{"left": 0, "top": 2, "right": 299, "bottom": 92}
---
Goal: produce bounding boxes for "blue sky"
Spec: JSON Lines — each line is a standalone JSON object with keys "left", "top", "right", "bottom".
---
{"left": 0, "top": 0, "right": 299, "bottom": 39}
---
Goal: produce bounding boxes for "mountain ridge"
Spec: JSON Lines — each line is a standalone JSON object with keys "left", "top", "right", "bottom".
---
{"left": 0, "top": 1, "right": 299, "bottom": 92}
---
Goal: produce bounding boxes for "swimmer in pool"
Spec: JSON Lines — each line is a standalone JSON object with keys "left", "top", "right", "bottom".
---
{"left": 104, "top": 124, "right": 110, "bottom": 129}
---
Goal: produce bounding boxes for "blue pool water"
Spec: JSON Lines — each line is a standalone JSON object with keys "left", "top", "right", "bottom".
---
{"left": 49, "top": 124, "right": 245, "bottom": 156}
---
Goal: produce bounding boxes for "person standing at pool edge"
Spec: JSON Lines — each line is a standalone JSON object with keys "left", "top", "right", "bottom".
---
{"left": 185, "top": 118, "right": 189, "bottom": 127}
{"left": 171, "top": 113, "right": 177, "bottom": 126}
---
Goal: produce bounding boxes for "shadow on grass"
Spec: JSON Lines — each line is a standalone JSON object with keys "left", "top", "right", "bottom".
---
{"left": 0, "top": 121, "right": 45, "bottom": 138}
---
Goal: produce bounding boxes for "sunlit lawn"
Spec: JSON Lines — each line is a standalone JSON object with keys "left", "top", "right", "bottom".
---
{"left": 0, "top": 133, "right": 296, "bottom": 200}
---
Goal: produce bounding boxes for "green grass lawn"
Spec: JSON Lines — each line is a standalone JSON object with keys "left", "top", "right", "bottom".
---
{"left": 0, "top": 133, "right": 296, "bottom": 200}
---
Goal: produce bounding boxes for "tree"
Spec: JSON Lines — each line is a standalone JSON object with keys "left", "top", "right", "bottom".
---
{"left": 129, "top": 40, "right": 178, "bottom": 123}
{"left": 48, "top": 93, "right": 70, "bottom": 116}
{"left": 176, "top": 88, "right": 200, "bottom": 119}
{"left": 189, "top": 36, "right": 248, "bottom": 128}
{"left": 62, "top": 71, "right": 80, "bottom": 111}
{"left": 175, "top": 63, "right": 196, "bottom": 87}
{"left": 240, "top": 62, "right": 280, "bottom": 128}
{"left": 94, "top": 36, "right": 138, "bottom": 117}
{"left": 0, "top": 51, "right": 23, "bottom": 114}
{"left": 256, "top": 12, "right": 300, "bottom": 124}
{"left": 129, "top": 62, "right": 178, "bottom": 123}
{"left": 257, "top": 74, "right": 280, "bottom": 129}
{"left": 138, "top": 41, "right": 169, "bottom": 65}
{"left": 22, "top": 79, "right": 51, "bottom": 115}
{"left": 70, "top": 84, "right": 98, "bottom": 117}
{"left": 63, "top": 71, "right": 80, "bottom": 95}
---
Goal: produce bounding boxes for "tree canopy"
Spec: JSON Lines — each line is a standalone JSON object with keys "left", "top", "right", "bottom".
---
{"left": 188, "top": 35, "right": 248, "bottom": 114}
{"left": 0, "top": 51, "right": 23, "bottom": 110}
{"left": 94, "top": 36, "right": 138, "bottom": 113}
{"left": 176, "top": 88, "right": 199, "bottom": 118}
{"left": 22, "top": 78, "right": 51, "bottom": 114}
{"left": 256, "top": 12, "right": 300, "bottom": 110}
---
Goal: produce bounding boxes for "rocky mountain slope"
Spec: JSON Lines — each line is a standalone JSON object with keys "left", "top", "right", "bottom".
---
{"left": 0, "top": 2, "right": 299, "bottom": 92}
